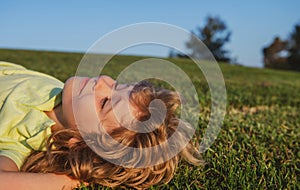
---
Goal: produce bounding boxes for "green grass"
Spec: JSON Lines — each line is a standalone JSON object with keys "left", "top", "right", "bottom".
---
{"left": 1, "top": 48, "right": 299, "bottom": 189}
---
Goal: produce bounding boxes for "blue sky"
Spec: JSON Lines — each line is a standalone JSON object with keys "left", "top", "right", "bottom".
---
{"left": 1, "top": 1, "right": 299, "bottom": 67}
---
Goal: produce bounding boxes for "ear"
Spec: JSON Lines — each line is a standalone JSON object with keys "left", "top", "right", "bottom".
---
{"left": 68, "top": 137, "right": 80, "bottom": 147}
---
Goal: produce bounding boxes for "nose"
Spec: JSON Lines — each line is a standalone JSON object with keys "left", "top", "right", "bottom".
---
{"left": 94, "top": 75, "right": 116, "bottom": 96}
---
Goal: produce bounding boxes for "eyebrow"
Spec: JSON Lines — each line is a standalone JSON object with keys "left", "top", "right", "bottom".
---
{"left": 114, "top": 82, "right": 135, "bottom": 91}
{"left": 131, "top": 80, "right": 153, "bottom": 93}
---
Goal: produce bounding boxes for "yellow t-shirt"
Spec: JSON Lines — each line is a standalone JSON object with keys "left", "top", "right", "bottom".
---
{"left": 0, "top": 62, "right": 64, "bottom": 169}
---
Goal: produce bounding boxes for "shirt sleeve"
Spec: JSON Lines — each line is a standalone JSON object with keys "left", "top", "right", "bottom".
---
{"left": 0, "top": 61, "right": 62, "bottom": 170}
{"left": 0, "top": 143, "right": 32, "bottom": 170}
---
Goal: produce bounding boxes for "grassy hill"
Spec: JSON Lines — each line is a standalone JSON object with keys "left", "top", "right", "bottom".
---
{"left": 0, "top": 49, "right": 299, "bottom": 189}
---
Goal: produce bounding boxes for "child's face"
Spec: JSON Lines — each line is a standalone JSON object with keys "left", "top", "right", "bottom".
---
{"left": 62, "top": 75, "right": 133, "bottom": 134}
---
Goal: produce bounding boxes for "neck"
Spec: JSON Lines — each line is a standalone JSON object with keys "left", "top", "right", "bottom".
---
{"left": 44, "top": 104, "right": 67, "bottom": 132}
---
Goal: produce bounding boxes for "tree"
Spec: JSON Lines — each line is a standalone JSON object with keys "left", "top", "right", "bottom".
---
{"left": 185, "top": 16, "right": 232, "bottom": 62}
{"left": 288, "top": 24, "right": 300, "bottom": 71}
{"left": 262, "top": 37, "right": 289, "bottom": 69}
{"left": 263, "top": 23, "right": 300, "bottom": 71}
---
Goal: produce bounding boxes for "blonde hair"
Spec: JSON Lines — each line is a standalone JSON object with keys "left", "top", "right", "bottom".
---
{"left": 21, "top": 81, "right": 204, "bottom": 189}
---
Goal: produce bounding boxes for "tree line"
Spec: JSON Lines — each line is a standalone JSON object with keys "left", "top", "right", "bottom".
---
{"left": 170, "top": 15, "right": 300, "bottom": 72}
{"left": 263, "top": 25, "right": 300, "bottom": 71}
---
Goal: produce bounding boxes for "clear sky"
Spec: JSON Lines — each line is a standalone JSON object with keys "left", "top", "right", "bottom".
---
{"left": 1, "top": 0, "right": 299, "bottom": 67}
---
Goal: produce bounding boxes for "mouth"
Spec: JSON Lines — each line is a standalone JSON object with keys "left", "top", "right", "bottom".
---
{"left": 79, "top": 77, "right": 90, "bottom": 94}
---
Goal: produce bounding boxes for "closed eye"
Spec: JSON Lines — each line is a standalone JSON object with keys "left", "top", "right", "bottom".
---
{"left": 100, "top": 97, "right": 109, "bottom": 109}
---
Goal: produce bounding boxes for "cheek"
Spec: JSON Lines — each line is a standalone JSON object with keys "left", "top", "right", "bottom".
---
{"left": 73, "top": 95, "right": 101, "bottom": 134}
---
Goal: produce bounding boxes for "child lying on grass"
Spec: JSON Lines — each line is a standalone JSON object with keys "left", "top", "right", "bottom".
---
{"left": 0, "top": 61, "right": 203, "bottom": 189}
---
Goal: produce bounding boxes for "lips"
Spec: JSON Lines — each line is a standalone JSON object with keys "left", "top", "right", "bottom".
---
{"left": 79, "top": 77, "right": 90, "bottom": 93}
